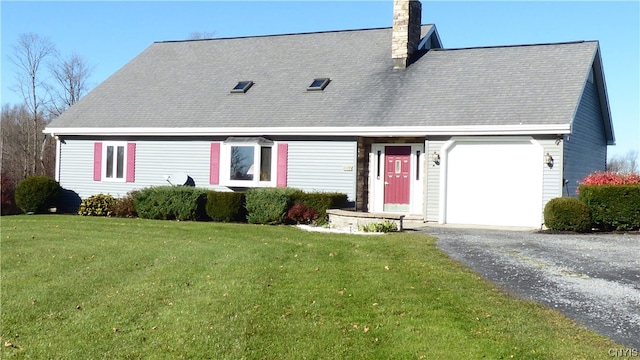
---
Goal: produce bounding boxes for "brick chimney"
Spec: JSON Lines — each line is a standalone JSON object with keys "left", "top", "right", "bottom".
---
{"left": 392, "top": 0, "right": 422, "bottom": 69}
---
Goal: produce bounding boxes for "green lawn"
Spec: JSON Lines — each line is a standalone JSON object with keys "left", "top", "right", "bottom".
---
{"left": 1, "top": 215, "right": 617, "bottom": 359}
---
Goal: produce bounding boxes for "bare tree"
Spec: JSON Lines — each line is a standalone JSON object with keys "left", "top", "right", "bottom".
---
{"left": 607, "top": 149, "right": 639, "bottom": 174}
{"left": 188, "top": 31, "right": 216, "bottom": 40}
{"left": 1, "top": 103, "right": 55, "bottom": 214}
{"left": 9, "top": 33, "right": 57, "bottom": 176}
{"left": 48, "top": 52, "right": 94, "bottom": 117}
{"left": 1, "top": 104, "right": 32, "bottom": 182}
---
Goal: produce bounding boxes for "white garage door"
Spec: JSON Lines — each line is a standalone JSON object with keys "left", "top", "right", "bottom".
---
{"left": 445, "top": 140, "right": 543, "bottom": 228}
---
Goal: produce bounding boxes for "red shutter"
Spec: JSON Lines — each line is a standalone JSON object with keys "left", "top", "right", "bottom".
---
{"left": 210, "top": 143, "right": 221, "bottom": 185}
{"left": 93, "top": 142, "right": 102, "bottom": 181}
{"left": 276, "top": 143, "right": 288, "bottom": 187}
{"left": 126, "top": 143, "right": 136, "bottom": 182}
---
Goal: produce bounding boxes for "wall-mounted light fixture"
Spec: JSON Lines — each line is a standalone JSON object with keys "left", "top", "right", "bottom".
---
{"left": 545, "top": 153, "right": 554, "bottom": 168}
{"left": 432, "top": 151, "right": 440, "bottom": 165}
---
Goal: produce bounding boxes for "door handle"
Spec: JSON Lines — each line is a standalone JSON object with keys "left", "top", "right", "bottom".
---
{"left": 384, "top": 181, "right": 389, "bottom": 185}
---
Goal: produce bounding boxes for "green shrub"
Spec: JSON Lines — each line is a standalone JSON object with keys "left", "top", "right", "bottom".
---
{"left": 133, "top": 186, "right": 208, "bottom": 221}
{"left": 78, "top": 193, "right": 116, "bottom": 216}
{"left": 360, "top": 220, "right": 398, "bottom": 233}
{"left": 245, "top": 187, "right": 303, "bottom": 225}
{"left": 111, "top": 191, "right": 138, "bottom": 218}
{"left": 14, "top": 176, "right": 62, "bottom": 214}
{"left": 578, "top": 185, "right": 640, "bottom": 231}
{"left": 291, "top": 192, "right": 349, "bottom": 224}
{"left": 206, "top": 191, "right": 246, "bottom": 222}
{"left": 543, "top": 197, "right": 592, "bottom": 233}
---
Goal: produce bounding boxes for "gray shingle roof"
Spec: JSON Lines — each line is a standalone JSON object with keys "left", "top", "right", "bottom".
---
{"left": 47, "top": 25, "right": 605, "bottom": 135}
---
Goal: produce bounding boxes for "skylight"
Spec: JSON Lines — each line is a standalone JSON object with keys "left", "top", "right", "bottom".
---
{"left": 307, "top": 78, "right": 330, "bottom": 91}
{"left": 231, "top": 81, "right": 254, "bottom": 93}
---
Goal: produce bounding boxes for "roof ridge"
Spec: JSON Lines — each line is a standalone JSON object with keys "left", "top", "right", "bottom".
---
{"left": 155, "top": 24, "right": 436, "bottom": 44}
{"left": 432, "top": 40, "right": 596, "bottom": 52}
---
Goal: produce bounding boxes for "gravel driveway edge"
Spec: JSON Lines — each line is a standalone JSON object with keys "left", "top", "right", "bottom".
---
{"left": 418, "top": 226, "right": 640, "bottom": 349}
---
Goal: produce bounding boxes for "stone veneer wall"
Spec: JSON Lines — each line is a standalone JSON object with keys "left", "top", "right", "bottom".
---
{"left": 392, "top": 0, "right": 422, "bottom": 69}
{"left": 356, "top": 137, "right": 373, "bottom": 212}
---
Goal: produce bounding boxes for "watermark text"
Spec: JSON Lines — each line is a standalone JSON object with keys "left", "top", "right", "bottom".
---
{"left": 609, "top": 348, "right": 639, "bottom": 357}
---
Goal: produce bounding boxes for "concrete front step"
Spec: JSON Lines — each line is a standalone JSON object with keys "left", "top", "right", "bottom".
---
{"left": 326, "top": 209, "right": 426, "bottom": 232}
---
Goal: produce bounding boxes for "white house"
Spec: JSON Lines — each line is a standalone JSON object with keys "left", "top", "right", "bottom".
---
{"left": 45, "top": 0, "right": 614, "bottom": 228}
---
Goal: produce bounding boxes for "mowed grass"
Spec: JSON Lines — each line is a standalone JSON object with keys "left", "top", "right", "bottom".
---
{"left": 1, "top": 215, "right": 617, "bottom": 359}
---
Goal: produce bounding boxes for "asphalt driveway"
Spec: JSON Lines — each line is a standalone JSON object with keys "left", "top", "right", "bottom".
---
{"left": 418, "top": 226, "right": 640, "bottom": 349}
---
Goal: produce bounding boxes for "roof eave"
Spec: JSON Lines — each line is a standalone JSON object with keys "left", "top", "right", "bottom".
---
{"left": 45, "top": 124, "right": 571, "bottom": 137}
{"left": 592, "top": 45, "right": 615, "bottom": 145}
{"left": 569, "top": 43, "right": 615, "bottom": 146}
{"left": 419, "top": 24, "right": 443, "bottom": 49}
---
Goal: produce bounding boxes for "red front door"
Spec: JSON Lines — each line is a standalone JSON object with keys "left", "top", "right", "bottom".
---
{"left": 384, "top": 146, "right": 411, "bottom": 212}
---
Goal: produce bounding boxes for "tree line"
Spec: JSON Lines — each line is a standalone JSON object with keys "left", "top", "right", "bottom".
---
{"left": 0, "top": 30, "right": 221, "bottom": 214}
{"left": 1, "top": 33, "right": 93, "bottom": 213}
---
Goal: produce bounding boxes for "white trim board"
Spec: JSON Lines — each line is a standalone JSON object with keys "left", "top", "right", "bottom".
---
{"left": 45, "top": 124, "right": 571, "bottom": 137}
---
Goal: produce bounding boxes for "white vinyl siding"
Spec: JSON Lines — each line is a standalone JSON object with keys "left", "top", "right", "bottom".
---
{"left": 538, "top": 138, "right": 564, "bottom": 203}
{"left": 287, "top": 141, "right": 357, "bottom": 201}
{"left": 58, "top": 139, "right": 221, "bottom": 206}
{"left": 58, "top": 138, "right": 358, "bottom": 211}
{"left": 425, "top": 139, "right": 446, "bottom": 222}
{"left": 134, "top": 141, "right": 213, "bottom": 188}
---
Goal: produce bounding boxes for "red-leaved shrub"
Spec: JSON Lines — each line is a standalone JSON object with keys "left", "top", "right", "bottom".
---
{"left": 578, "top": 171, "right": 640, "bottom": 231}
{"left": 286, "top": 203, "right": 319, "bottom": 225}
{"left": 579, "top": 171, "right": 640, "bottom": 187}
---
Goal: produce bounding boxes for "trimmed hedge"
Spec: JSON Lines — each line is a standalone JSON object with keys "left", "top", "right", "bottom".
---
{"left": 543, "top": 197, "right": 592, "bottom": 233}
{"left": 578, "top": 184, "right": 640, "bottom": 231}
{"left": 118, "top": 186, "right": 349, "bottom": 225}
{"left": 204, "top": 189, "right": 349, "bottom": 225}
{"left": 133, "top": 186, "right": 208, "bottom": 221}
{"left": 14, "top": 176, "right": 62, "bottom": 214}
{"left": 292, "top": 192, "right": 349, "bottom": 224}
{"left": 206, "top": 191, "right": 247, "bottom": 222}
{"left": 78, "top": 193, "right": 116, "bottom": 216}
{"left": 245, "top": 187, "right": 303, "bottom": 225}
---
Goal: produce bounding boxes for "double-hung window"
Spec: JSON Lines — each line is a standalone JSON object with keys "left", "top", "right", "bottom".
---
{"left": 104, "top": 143, "right": 126, "bottom": 180}
{"left": 95, "top": 141, "right": 135, "bottom": 182}
{"left": 221, "top": 137, "right": 275, "bottom": 187}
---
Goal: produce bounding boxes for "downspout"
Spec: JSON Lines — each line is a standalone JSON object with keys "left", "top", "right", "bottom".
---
{"left": 53, "top": 134, "right": 62, "bottom": 182}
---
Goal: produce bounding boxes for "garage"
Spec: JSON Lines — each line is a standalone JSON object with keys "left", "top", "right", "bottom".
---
{"left": 444, "top": 139, "right": 543, "bottom": 228}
